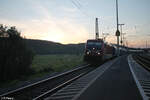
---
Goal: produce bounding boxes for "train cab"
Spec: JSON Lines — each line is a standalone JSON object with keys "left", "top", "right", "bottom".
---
{"left": 84, "top": 39, "right": 104, "bottom": 61}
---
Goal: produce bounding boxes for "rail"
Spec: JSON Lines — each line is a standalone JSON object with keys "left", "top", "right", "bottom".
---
{"left": 0, "top": 64, "right": 94, "bottom": 100}
{"left": 133, "top": 54, "right": 150, "bottom": 71}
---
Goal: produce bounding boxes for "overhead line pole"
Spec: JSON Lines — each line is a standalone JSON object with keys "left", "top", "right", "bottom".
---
{"left": 95, "top": 18, "right": 99, "bottom": 39}
{"left": 118, "top": 24, "right": 125, "bottom": 46}
{"left": 116, "top": 0, "right": 119, "bottom": 31}
{"left": 115, "top": 0, "right": 120, "bottom": 56}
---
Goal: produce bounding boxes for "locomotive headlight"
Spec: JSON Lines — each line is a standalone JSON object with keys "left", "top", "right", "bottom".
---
{"left": 86, "top": 50, "right": 91, "bottom": 55}
{"left": 87, "top": 51, "right": 90, "bottom": 55}
{"left": 96, "top": 51, "right": 101, "bottom": 55}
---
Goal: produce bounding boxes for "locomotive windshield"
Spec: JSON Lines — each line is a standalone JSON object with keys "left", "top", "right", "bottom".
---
{"left": 87, "top": 42, "right": 102, "bottom": 46}
{"left": 86, "top": 41, "right": 103, "bottom": 50}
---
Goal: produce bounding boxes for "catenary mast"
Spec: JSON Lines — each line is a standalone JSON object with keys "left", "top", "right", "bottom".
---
{"left": 95, "top": 18, "right": 99, "bottom": 39}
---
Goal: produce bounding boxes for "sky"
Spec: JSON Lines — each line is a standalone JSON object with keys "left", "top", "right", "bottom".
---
{"left": 0, "top": 0, "right": 150, "bottom": 48}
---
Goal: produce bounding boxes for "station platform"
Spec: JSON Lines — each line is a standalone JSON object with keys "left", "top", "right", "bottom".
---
{"left": 75, "top": 55, "right": 142, "bottom": 100}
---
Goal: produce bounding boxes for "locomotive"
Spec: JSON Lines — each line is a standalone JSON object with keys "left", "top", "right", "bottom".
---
{"left": 84, "top": 18, "right": 117, "bottom": 62}
{"left": 83, "top": 39, "right": 116, "bottom": 62}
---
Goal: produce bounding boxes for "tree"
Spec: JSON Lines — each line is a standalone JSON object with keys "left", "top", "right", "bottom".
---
{"left": 0, "top": 24, "right": 34, "bottom": 81}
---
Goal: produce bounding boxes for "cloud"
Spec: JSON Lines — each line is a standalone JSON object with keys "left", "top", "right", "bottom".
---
{"left": 0, "top": 0, "right": 149, "bottom": 47}
{"left": 0, "top": 15, "right": 89, "bottom": 44}
{"left": 0, "top": 0, "right": 91, "bottom": 44}
{"left": 61, "top": 6, "right": 77, "bottom": 13}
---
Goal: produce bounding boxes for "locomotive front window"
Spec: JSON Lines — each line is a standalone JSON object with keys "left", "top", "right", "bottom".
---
{"left": 87, "top": 42, "right": 102, "bottom": 46}
{"left": 86, "top": 41, "right": 103, "bottom": 50}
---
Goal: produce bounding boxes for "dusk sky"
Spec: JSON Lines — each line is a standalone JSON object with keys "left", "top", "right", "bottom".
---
{"left": 0, "top": 0, "right": 150, "bottom": 48}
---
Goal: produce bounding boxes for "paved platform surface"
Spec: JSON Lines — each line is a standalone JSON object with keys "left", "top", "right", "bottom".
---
{"left": 76, "top": 55, "right": 142, "bottom": 100}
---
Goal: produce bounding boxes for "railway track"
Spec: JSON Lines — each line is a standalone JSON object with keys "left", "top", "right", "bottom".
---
{"left": 129, "top": 55, "right": 150, "bottom": 100}
{"left": 0, "top": 64, "right": 96, "bottom": 100}
{"left": 133, "top": 54, "right": 150, "bottom": 71}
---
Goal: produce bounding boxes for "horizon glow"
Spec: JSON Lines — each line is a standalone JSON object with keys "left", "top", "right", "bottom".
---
{"left": 0, "top": 0, "right": 150, "bottom": 47}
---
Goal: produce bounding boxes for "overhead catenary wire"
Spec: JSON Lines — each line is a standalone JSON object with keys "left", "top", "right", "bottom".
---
{"left": 70, "top": 0, "right": 94, "bottom": 18}
{"left": 74, "top": 0, "right": 82, "bottom": 8}
{"left": 71, "top": 0, "right": 81, "bottom": 9}
{"left": 70, "top": 0, "right": 100, "bottom": 39}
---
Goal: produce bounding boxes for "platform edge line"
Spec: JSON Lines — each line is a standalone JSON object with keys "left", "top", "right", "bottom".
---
{"left": 128, "top": 55, "right": 148, "bottom": 100}
{"left": 73, "top": 57, "right": 119, "bottom": 100}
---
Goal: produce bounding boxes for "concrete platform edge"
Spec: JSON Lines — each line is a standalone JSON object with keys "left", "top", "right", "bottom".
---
{"left": 73, "top": 57, "right": 120, "bottom": 100}
{"left": 128, "top": 55, "right": 148, "bottom": 100}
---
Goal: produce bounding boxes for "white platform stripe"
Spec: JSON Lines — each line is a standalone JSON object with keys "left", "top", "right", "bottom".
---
{"left": 128, "top": 55, "right": 149, "bottom": 100}
{"left": 45, "top": 57, "right": 119, "bottom": 100}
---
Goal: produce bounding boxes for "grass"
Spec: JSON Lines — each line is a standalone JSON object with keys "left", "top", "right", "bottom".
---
{"left": 0, "top": 54, "right": 84, "bottom": 88}
{"left": 31, "top": 54, "right": 84, "bottom": 73}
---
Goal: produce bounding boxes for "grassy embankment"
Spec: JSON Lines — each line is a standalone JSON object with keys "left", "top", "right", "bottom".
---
{"left": 30, "top": 54, "right": 84, "bottom": 78}
{"left": 0, "top": 54, "right": 84, "bottom": 88}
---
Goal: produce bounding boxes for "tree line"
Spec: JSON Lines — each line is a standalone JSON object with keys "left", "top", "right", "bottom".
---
{"left": 25, "top": 39, "right": 85, "bottom": 55}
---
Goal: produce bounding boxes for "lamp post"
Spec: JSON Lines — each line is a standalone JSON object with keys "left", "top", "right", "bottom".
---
{"left": 115, "top": 0, "right": 120, "bottom": 56}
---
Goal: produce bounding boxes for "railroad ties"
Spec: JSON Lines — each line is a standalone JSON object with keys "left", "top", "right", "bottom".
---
{"left": 44, "top": 58, "right": 117, "bottom": 100}
{"left": 128, "top": 54, "right": 150, "bottom": 100}
{"left": 45, "top": 73, "right": 92, "bottom": 100}
{"left": 0, "top": 64, "right": 94, "bottom": 100}
{"left": 139, "top": 80, "right": 150, "bottom": 98}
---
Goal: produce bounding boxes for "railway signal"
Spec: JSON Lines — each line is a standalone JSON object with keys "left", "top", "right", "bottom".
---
{"left": 115, "top": 30, "right": 120, "bottom": 36}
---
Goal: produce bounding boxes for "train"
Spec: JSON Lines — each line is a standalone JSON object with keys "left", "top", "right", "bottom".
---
{"left": 83, "top": 39, "right": 116, "bottom": 62}
{"left": 83, "top": 38, "right": 146, "bottom": 62}
{"left": 83, "top": 18, "right": 140, "bottom": 62}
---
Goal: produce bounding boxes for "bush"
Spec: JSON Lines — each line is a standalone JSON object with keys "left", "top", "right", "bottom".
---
{"left": 0, "top": 25, "right": 34, "bottom": 81}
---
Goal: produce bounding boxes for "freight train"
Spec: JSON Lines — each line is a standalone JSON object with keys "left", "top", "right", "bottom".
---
{"left": 83, "top": 39, "right": 116, "bottom": 62}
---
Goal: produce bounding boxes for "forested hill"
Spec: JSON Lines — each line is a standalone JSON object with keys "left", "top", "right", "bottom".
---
{"left": 25, "top": 39, "right": 85, "bottom": 55}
